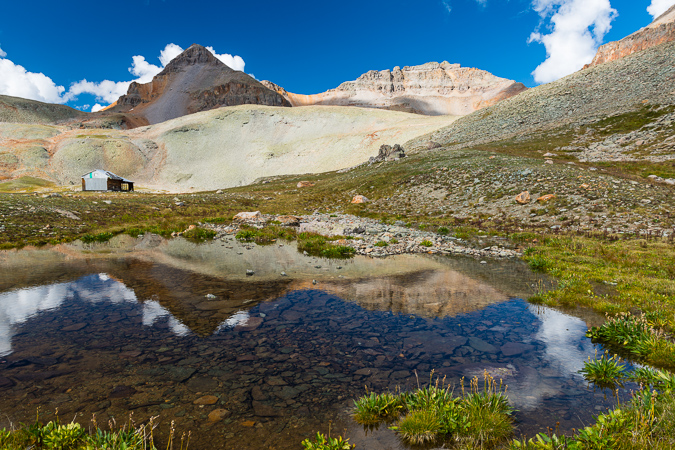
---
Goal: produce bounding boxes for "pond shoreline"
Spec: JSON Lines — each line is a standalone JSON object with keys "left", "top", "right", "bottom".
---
{"left": 204, "top": 213, "right": 522, "bottom": 260}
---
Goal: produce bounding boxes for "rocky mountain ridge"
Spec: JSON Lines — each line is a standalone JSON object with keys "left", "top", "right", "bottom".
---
{"left": 113, "top": 44, "right": 290, "bottom": 125}
{"left": 408, "top": 39, "right": 675, "bottom": 161}
{"left": 262, "top": 62, "right": 526, "bottom": 116}
{"left": 585, "top": 5, "right": 675, "bottom": 68}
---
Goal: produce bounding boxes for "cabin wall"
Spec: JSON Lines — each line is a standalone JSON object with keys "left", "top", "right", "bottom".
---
{"left": 83, "top": 178, "right": 107, "bottom": 191}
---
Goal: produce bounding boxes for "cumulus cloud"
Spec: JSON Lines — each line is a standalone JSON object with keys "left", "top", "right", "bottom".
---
{"left": 205, "top": 46, "right": 245, "bottom": 72}
{"left": 159, "top": 43, "right": 184, "bottom": 67}
{"left": 91, "top": 103, "right": 104, "bottom": 112}
{"left": 647, "top": 0, "right": 675, "bottom": 19}
{"left": 0, "top": 52, "right": 66, "bottom": 103}
{"left": 0, "top": 43, "right": 247, "bottom": 107}
{"left": 529, "top": 0, "right": 617, "bottom": 84}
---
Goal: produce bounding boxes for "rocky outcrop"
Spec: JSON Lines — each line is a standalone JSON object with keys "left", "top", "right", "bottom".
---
{"left": 113, "top": 44, "right": 290, "bottom": 125}
{"left": 407, "top": 40, "right": 675, "bottom": 153}
{"left": 585, "top": 5, "right": 675, "bottom": 68}
{"left": 369, "top": 144, "right": 405, "bottom": 163}
{"left": 262, "top": 62, "right": 526, "bottom": 116}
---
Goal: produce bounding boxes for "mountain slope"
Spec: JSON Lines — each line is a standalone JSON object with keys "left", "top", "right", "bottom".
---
{"left": 0, "top": 95, "right": 86, "bottom": 124}
{"left": 262, "top": 62, "right": 526, "bottom": 116}
{"left": 1, "top": 105, "right": 454, "bottom": 191}
{"left": 407, "top": 40, "right": 675, "bottom": 160}
{"left": 112, "top": 44, "right": 291, "bottom": 125}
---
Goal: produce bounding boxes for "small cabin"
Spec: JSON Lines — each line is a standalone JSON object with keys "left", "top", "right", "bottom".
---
{"left": 81, "top": 170, "right": 134, "bottom": 192}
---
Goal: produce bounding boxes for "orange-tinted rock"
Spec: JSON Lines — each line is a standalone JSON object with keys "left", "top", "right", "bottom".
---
{"left": 194, "top": 395, "right": 218, "bottom": 405}
{"left": 537, "top": 194, "right": 556, "bottom": 203}
{"left": 515, "top": 191, "right": 530, "bottom": 204}
{"left": 297, "top": 181, "right": 315, "bottom": 188}
{"left": 585, "top": 6, "right": 675, "bottom": 68}
{"left": 207, "top": 409, "right": 231, "bottom": 422}
{"left": 276, "top": 215, "right": 301, "bottom": 226}
{"left": 351, "top": 195, "right": 369, "bottom": 204}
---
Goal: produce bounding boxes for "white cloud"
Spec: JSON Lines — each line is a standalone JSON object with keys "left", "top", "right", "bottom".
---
{"left": 65, "top": 79, "right": 130, "bottom": 104}
{"left": 91, "top": 103, "right": 104, "bottom": 112}
{"left": 0, "top": 53, "right": 66, "bottom": 103}
{"left": 0, "top": 43, "right": 247, "bottom": 107}
{"left": 205, "top": 46, "right": 245, "bottom": 72}
{"left": 159, "top": 43, "right": 184, "bottom": 67}
{"left": 529, "top": 0, "right": 617, "bottom": 84}
{"left": 647, "top": 0, "right": 675, "bottom": 18}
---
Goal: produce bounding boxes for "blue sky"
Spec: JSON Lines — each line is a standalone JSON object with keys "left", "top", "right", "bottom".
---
{"left": 0, "top": 0, "right": 671, "bottom": 111}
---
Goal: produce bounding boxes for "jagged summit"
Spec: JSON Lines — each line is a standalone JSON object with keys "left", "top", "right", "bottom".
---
{"left": 158, "top": 44, "right": 232, "bottom": 75}
{"left": 262, "top": 62, "right": 526, "bottom": 116}
{"left": 112, "top": 44, "right": 289, "bottom": 125}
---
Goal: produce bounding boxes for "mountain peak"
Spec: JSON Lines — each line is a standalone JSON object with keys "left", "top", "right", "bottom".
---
{"left": 159, "top": 44, "right": 231, "bottom": 76}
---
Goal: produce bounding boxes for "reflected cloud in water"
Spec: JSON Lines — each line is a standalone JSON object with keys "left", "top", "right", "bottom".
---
{"left": 0, "top": 274, "right": 192, "bottom": 356}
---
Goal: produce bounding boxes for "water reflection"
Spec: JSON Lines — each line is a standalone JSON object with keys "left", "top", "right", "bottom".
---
{"left": 0, "top": 239, "right": 621, "bottom": 449}
{"left": 0, "top": 274, "right": 142, "bottom": 356}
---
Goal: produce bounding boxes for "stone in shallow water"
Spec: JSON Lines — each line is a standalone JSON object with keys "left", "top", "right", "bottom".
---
{"left": 251, "top": 385, "right": 267, "bottom": 401}
{"left": 186, "top": 376, "right": 219, "bottom": 393}
{"left": 277, "top": 386, "right": 300, "bottom": 399}
{"left": 109, "top": 385, "right": 137, "bottom": 399}
{"left": 468, "top": 337, "right": 498, "bottom": 353}
{"left": 501, "top": 342, "right": 534, "bottom": 357}
{"left": 235, "top": 317, "right": 263, "bottom": 331}
{"left": 0, "top": 377, "right": 14, "bottom": 388}
{"left": 194, "top": 395, "right": 219, "bottom": 405}
{"left": 252, "top": 401, "right": 282, "bottom": 417}
{"left": 208, "top": 408, "right": 231, "bottom": 422}
{"left": 62, "top": 323, "right": 87, "bottom": 331}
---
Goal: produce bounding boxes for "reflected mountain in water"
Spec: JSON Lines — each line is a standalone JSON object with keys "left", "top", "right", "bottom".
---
{"left": 0, "top": 239, "right": 624, "bottom": 450}
{"left": 0, "top": 235, "right": 549, "bottom": 342}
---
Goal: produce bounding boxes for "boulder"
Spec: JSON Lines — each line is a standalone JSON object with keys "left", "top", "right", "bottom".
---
{"left": 351, "top": 195, "right": 369, "bottom": 204}
{"left": 537, "top": 194, "right": 556, "bottom": 203}
{"left": 297, "top": 181, "right": 315, "bottom": 188}
{"left": 276, "top": 215, "right": 301, "bottom": 226}
{"left": 234, "top": 211, "right": 262, "bottom": 221}
{"left": 515, "top": 191, "right": 530, "bottom": 204}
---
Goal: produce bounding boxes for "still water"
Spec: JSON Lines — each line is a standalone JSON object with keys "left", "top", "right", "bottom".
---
{"left": 0, "top": 235, "right": 628, "bottom": 449}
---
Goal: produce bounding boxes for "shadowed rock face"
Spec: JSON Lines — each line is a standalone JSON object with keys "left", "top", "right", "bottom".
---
{"left": 585, "top": 5, "right": 675, "bottom": 68}
{"left": 262, "top": 62, "right": 527, "bottom": 116}
{"left": 113, "top": 44, "right": 290, "bottom": 124}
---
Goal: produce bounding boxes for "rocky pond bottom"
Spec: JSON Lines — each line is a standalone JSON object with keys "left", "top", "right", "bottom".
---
{"left": 0, "top": 240, "right": 632, "bottom": 450}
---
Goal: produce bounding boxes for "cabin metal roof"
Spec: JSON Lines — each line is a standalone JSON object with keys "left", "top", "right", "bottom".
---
{"left": 81, "top": 169, "right": 133, "bottom": 183}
